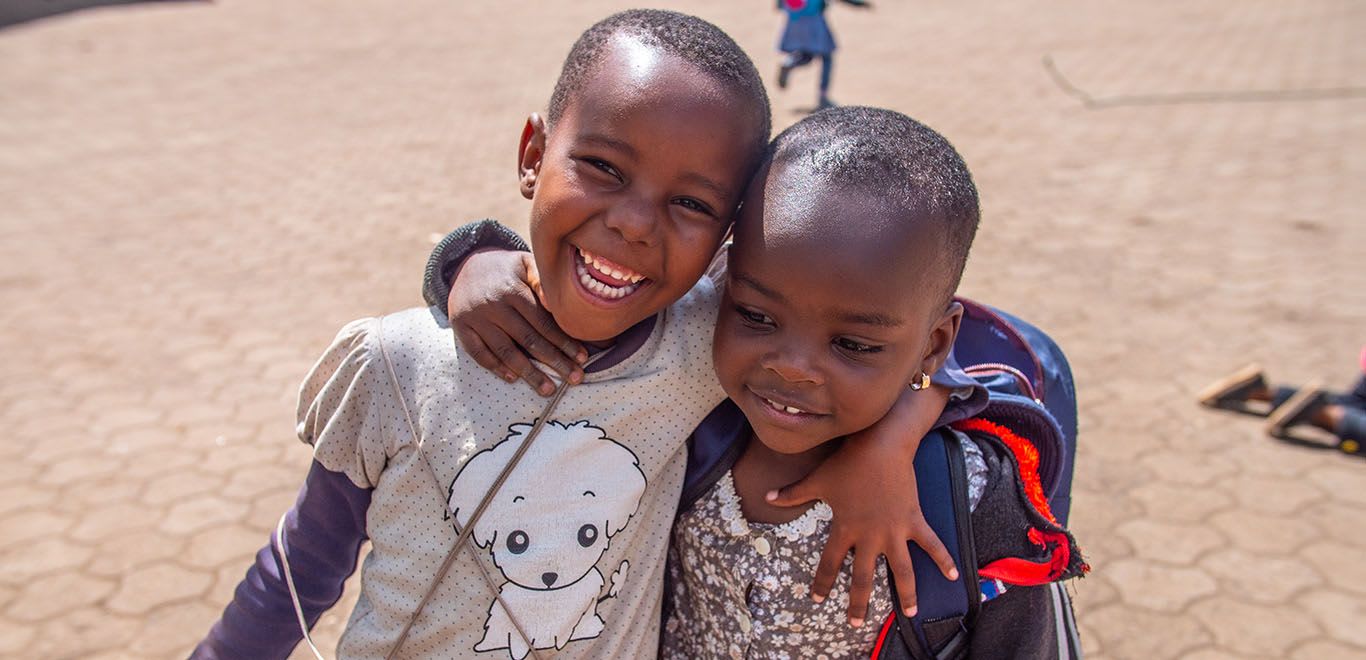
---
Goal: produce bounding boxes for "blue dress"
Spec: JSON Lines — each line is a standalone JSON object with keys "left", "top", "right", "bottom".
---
{"left": 779, "top": 0, "right": 837, "bottom": 55}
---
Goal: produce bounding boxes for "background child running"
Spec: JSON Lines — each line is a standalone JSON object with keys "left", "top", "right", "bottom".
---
{"left": 197, "top": 10, "right": 953, "bottom": 660}
{"left": 662, "top": 107, "right": 1086, "bottom": 658}
{"left": 775, "top": 0, "right": 871, "bottom": 109}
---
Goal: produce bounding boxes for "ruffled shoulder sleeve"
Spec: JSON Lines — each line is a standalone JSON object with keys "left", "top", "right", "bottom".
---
{"left": 295, "top": 318, "right": 404, "bottom": 489}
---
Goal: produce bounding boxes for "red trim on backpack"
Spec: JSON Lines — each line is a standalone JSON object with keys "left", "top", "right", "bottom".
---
{"left": 952, "top": 418, "right": 1057, "bottom": 524}
{"left": 953, "top": 418, "right": 1090, "bottom": 585}
{"left": 870, "top": 613, "right": 896, "bottom": 658}
{"left": 979, "top": 529, "right": 1072, "bottom": 585}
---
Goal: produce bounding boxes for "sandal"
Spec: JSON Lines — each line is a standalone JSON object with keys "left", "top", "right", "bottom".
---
{"left": 1266, "top": 381, "right": 1326, "bottom": 438}
{"left": 1197, "top": 363, "right": 1266, "bottom": 409}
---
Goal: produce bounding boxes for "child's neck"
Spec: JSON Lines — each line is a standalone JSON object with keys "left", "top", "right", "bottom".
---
{"left": 576, "top": 314, "right": 659, "bottom": 368}
{"left": 731, "top": 432, "right": 841, "bottom": 525}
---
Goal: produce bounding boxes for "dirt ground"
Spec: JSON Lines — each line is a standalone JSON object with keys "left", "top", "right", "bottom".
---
{"left": 1, "top": 0, "right": 1363, "bottom": 657}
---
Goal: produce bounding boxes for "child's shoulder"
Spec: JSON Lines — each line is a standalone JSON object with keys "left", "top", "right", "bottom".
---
{"left": 311, "top": 307, "right": 452, "bottom": 371}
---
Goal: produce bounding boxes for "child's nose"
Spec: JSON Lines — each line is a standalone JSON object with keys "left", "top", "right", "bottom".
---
{"left": 761, "top": 348, "right": 823, "bottom": 385}
{"left": 602, "top": 197, "right": 659, "bottom": 246}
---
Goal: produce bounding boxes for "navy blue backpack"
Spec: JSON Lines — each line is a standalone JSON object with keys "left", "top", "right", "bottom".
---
{"left": 679, "top": 299, "right": 1079, "bottom": 660}
{"left": 872, "top": 299, "right": 1079, "bottom": 659}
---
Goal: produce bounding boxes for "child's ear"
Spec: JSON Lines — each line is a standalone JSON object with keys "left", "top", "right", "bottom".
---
{"left": 918, "top": 300, "right": 964, "bottom": 380}
{"left": 517, "top": 113, "right": 548, "bottom": 200}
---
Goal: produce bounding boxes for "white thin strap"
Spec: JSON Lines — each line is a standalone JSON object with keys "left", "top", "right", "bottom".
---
{"left": 1049, "top": 581, "right": 1070, "bottom": 658}
{"left": 277, "top": 512, "right": 327, "bottom": 660}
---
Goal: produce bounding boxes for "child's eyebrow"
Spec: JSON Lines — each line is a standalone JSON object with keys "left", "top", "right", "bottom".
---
{"left": 580, "top": 133, "right": 637, "bottom": 158}
{"left": 738, "top": 272, "right": 906, "bottom": 327}
{"left": 734, "top": 272, "right": 784, "bottom": 302}
{"left": 680, "top": 171, "right": 731, "bottom": 202}
{"left": 834, "top": 309, "right": 905, "bottom": 328}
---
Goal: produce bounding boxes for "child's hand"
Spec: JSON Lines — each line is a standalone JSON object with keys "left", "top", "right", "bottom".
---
{"left": 765, "top": 384, "right": 956, "bottom": 627}
{"left": 448, "top": 249, "right": 587, "bottom": 396}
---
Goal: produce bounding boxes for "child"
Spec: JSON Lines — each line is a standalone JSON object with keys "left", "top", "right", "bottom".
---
{"left": 432, "top": 109, "right": 1087, "bottom": 657}
{"left": 196, "top": 10, "right": 950, "bottom": 660}
{"left": 1200, "top": 351, "right": 1366, "bottom": 453}
{"left": 661, "top": 107, "right": 1086, "bottom": 659}
{"left": 774, "top": 0, "right": 871, "bottom": 109}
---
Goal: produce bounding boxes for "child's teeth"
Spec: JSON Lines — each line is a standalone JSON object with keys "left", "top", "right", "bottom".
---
{"left": 576, "top": 258, "right": 639, "bottom": 300}
{"left": 580, "top": 248, "right": 644, "bottom": 283}
{"left": 764, "top": 397, "right": 806, "bottom": 415}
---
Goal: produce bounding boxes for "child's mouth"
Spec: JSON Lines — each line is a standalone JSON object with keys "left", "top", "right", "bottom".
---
{"left": 749, "top": 387, "right": 826, "bottom": 424}
{"left": 574, "top": 247, "right": 649, "bottom": 302}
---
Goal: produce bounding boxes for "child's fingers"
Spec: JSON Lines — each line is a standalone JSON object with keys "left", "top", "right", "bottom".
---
{"left": 885, "top": 544, "right": 918, "bottom": 618}
{"left": 810, "top": 531, "right": 851, "bottom": 603}
{"left": 475, "top": 323, "right": 556, "bottom": 396}
{"left": 453, "top": 325, "right": 519, "bottom": 384}
{"left": 507, "top": 298, "right": 585, "bottom": 381}
{"left": 500, "top": 305, "right": 583, "bottom": 385}
{"left": 764, "top": 477, "right": 820, "bottom": 508}
{"left": 911, "top": 522, "right": 959, "bottom": 581}
{"left": 845, "top": 549, "right": 877, "bottom": 628}
{"left": 499, "top": 347, "right": 557, "bottom": 396}
{"left": 511, "top": 294, "right": 587, "bottom": 366}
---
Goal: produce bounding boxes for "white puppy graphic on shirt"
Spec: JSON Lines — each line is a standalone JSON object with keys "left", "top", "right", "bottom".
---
{"left": 448, "top": 420, "right": 646, "bottom": 660}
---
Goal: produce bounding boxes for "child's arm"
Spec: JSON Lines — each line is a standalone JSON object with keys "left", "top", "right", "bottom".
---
{"left": 192, "top": 463, "right": 369, "bottom": 659}
{"left": 766, "top": 383, "right": 958, "bottom": 627}
{"left": 425, "top": 222, "right": 586, "bottom": 396}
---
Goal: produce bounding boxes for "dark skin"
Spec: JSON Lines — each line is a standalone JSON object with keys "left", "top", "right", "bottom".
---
{"left": 444, "top": 37, "right": 957, "bottom": 625}
{"left": 1239, "top": 384, "right": 1347, "bottom": 431}
{"left": 720, "top": 163, "right": 963, "bottom": 626}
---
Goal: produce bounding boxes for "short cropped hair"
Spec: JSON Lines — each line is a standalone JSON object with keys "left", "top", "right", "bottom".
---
{"left": 768, "top": 106, "right": 980, "bottom": 298}
{"left": 547, "top": 9, "right": 772, "bottom": 157}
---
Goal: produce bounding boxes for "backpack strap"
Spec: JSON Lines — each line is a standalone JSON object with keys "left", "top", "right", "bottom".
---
{"left": 874, "top": 429, "right": 980, "bottom": 660}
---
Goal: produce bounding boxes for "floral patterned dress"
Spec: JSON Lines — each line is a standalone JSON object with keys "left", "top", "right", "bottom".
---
{"left": 663, "top": 433, "right": 987, "bottom": 659}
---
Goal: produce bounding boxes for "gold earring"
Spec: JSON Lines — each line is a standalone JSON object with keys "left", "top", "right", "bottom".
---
{"left": 910, "top": 372, "right": 931, "bottom": 391}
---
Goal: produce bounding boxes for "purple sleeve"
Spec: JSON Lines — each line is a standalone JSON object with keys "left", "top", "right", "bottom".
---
{"left": 192, "top": 461, "right": 372, "bottom": 660}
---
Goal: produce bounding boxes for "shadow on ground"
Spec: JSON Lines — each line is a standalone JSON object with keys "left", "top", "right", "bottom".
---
{"left": 0, "top": 0, "right": 206, "bottom": 30}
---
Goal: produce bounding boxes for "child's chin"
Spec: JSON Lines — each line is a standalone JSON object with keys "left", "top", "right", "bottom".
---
{"left": 545, "top": 300, "right": 631, "bottom": 344}
{"left": 751, "top": 427, "right": 825, "bottom": 455}
{"left": 557, "top": 315, "right": 633, "bottom": 345}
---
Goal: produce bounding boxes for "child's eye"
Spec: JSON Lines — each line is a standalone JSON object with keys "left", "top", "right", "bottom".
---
{"left": 734, "top": 305, "right": 773, "bottom": 327}
{"left": 672, "top": 197, "right": 716, "bottom": 217}
{"left": 580, "top": 158, "right": 622, "bottom": 181}
{"left": 834, "top": 337, "right": 882, "bottom": 354}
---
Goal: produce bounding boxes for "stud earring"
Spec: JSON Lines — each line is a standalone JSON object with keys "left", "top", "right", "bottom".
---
{"left": 910, "top": 372, "right": 931, "bottom": 391}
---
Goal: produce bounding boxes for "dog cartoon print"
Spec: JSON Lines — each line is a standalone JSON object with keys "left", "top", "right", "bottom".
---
{"left": 448, "top": 420, "right": 647, "bottom": 660}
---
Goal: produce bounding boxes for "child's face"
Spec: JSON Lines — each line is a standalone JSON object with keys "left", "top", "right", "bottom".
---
{"left": 713, "top": 165, "right": 959, "bottom": 454}
{"left": 521, "top": 36, "right": 762, "bottom": 343}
